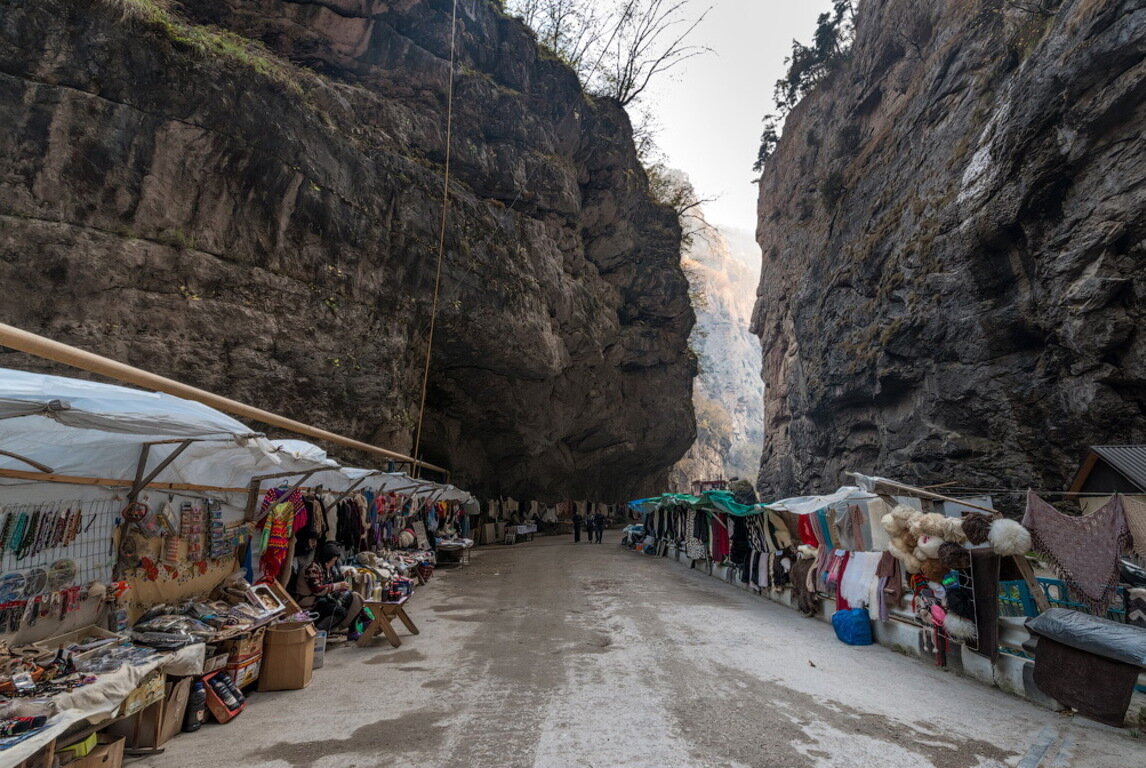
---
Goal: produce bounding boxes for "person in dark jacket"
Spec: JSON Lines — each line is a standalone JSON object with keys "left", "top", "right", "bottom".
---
{"left": 593, "top": 511, "right": 606, "bottom": 543}
{"left": 572, "top": 511, "right": 583, "bottom": 543}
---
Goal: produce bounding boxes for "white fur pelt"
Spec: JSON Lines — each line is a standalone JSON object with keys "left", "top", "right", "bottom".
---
{"left": 988, "top": 518, "right": 1032, "bottom": 556}
{"left": 943, "top": 613, "right": 978, "bottom": 642}
{"left": 908, "top": 512, "right": 968, "bottom": 544}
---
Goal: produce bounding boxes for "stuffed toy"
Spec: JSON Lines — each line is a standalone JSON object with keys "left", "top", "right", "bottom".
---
{"left": 913, "top": 534, "right": 944, "bottom": 562}
{"left": 988, "top": 518, "right": 1031, "bottom": 556}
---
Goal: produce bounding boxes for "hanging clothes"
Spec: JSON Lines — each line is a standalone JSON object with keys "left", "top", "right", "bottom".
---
{"left": 710, "top": 514, "right": 730, "bottom": 561}
{"left": 797, "top": 514, "right": 820, "bottom": 548}
{"left": 875, "top": 551, "right": 905, "bottom": 622}
{"left": 839, "top": 551, "right": 883, "bottom": 613}
{"left": 848, "top": 504, "right": 870, "bottom": 550}
{"left": 791, "top": 557, "right": 819, "bottom": 616}
{"left": 258, "top": 501, "right": 295, "bottom": 583}
{"left": 1022, "top": 492, "right": 1130, "bottom": 613}
{"left": 684, "top": 510, "right": 706, "bottom": 560}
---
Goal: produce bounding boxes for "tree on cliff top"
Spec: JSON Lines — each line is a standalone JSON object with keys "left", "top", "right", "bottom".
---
{"left": 506, "top": 0, "right": 711, "bottom": 107}
{"left": 754, "top": 0, "right": 855, "bottom": 172}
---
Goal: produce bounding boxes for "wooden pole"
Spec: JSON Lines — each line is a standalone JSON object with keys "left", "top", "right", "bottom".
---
{"left": 0, "top": 322, "right": 447, "bottom": 475}
{"left": 0, "top": 467, "right": 247, "bottom": 494}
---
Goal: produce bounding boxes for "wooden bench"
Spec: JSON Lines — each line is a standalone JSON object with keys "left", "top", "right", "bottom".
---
{"left": 356, "top": 595, "right": 419, "bottom": 648}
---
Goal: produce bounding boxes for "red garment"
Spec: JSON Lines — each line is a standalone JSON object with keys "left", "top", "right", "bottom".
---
{"left": 711, "top": 514, "right": 730, "bottom": 560}
{"left": 830, "top": 551, "right": 852, "bottom": 610}
{"left": 798, "top": 514, "right": 820, "bottom": 547}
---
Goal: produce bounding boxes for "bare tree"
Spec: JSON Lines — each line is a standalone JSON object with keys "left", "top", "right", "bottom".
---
{"left": 507, "top": 0, "right": 608, "bottom": 74}
{"left": 599, "top": 0, "right": 711, "bottom": 106}
{"left": 506, "top": 0, "right": 711, "bottom": 107}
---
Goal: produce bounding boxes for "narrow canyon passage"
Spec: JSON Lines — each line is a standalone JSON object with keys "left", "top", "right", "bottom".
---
{"left": 137, "top": 536, "right": 1140, "bottom": 768}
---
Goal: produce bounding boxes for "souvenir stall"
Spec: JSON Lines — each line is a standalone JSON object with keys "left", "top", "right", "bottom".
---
{"left": 0, "top": 368, "right": 480, "bottom": 765}
{"left": 0, "top": 369, "right": 327, "bottom": 764}
{"left": 627, "top": 473, "right": 1146, "bottom": 725}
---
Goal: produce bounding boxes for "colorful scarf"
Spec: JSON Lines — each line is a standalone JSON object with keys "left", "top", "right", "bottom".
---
{"left": 1021, "top": 492, "right": 1130, "bottom": 613}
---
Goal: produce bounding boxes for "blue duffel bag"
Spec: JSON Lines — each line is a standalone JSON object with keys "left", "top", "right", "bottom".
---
{"left": 831, "top": 608, "right": 873, "bottom": 645}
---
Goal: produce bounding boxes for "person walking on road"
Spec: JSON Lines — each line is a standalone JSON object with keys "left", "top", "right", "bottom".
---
{"left": 593, "top": 511, "right": 605, "bottom": 543}
{"left": 572, "top": 511, "right": 583, "bottom": 543}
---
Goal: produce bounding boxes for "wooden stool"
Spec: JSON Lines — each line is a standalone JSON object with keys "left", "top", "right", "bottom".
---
{"left": 357, "top": 595, "right": 419, "bottom": 648}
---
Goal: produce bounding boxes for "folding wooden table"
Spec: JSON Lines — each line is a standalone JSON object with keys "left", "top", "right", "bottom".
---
{"left": 357, "top": 595, "right": 419, "bottom": 648}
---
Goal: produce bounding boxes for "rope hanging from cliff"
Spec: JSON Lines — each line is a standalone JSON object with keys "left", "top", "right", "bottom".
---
{"left": 412, "top": 0, "right": 459, "bottom": 478}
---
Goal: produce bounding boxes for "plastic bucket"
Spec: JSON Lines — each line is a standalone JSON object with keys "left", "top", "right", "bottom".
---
{"left": 312, "top": 630, "right": 328, "bottom": 670}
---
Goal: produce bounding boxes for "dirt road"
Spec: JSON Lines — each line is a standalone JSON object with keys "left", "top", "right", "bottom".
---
{"left": 139, "top": 534, "right": 1143, "bottom": 767}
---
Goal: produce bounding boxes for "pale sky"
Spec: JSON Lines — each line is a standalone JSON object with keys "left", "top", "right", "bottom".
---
{"left": 644, "top": 0, "right": 835, "bottom": 232}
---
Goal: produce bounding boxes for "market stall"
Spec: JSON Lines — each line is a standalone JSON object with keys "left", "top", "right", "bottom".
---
{"left": 0, "top": 368, "right": 478, "bottom": 766}
{"left": 627, "top": 473, "right": 1146, "bottom": 726}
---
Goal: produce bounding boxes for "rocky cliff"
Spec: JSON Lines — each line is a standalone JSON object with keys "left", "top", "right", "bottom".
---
{"left": 0, "top": 0, "right": 695, "bottom": 500}
{"left": 670, "top": 223, "right": 763, "bottom": 491}
{"left": 752, "top": 0, "right": 1145, "bottom": 497}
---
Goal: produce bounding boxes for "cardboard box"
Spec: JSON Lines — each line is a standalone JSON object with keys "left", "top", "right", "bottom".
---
{"left": 257, "top": 621, "right": 316, "bottom": 692}
{"left": 66, "top": 735, "right": 124, "bottom": 768}
{"left": 115, "top": 670, "right": 164, "bottom": 718}
{"left": 225, "top": 654, "right": 262, "bottom": 689}
{"left": 106, "top": 677, "right": 191, "bottom": 749}
{"left": 221, "top": 627, "right": 265, "bottom": 662}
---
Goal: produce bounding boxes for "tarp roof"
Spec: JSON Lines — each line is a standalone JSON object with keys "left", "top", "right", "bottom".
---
{"left": 629, "top": 486, "right": 878, "bottom": 518}
{"left": 0, "top": 368, "right": 478, "bottom": 507}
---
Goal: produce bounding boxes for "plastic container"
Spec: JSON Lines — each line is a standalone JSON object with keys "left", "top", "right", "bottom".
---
{"left": 313, "top": 630, "right": 327, "bottom": 670}
{"left": 182, "top": 681, "right": 207, "bottom": 733}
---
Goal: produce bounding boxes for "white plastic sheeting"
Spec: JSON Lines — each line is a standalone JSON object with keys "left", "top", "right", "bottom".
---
{"left": 761, "top": 486, "right": 877, "bottom": 517}
{"left": 0, "top": 368, "right": 479, "bottom": 508}
{"left": 0, "top": 367, "right": 254, "bottom": 436}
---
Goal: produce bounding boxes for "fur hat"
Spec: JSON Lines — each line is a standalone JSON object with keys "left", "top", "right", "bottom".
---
{"left": 988, "top": 519, "right": 1032, "bottom": 556}
{"left": 881, "top": 505, "right": 916, "bottom": 535}
{"left": 943, "top": 613, "right": 978, "bottom": 642}
{"left": 945, "top": 587, "right": 975, "bottom": 620}
{"left": 887, "top": 529, "right": 923, "bottom": 573}
{"left": 920, "top": 558, "right": 948, "bottom": 582}
{"left": 962, "top": 514, "right": 992, "bottom": 545}
{"left": 908, "top": 512, "right": 968, "bottom": 544}
{"left": 938, "top": 542, "right": 971, "bottom": 570}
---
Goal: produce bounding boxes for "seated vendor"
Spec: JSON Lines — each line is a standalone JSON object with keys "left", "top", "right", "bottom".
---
{"left": 295, "top": 542, "right": 367, "bottom": 641}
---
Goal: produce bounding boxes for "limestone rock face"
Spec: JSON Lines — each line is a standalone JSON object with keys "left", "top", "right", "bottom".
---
{"left": 670, "top": 225, "right": 763, "bottom": 491}
{"left": 752, "top": 0, "right": 1146, "bottom": 498}
{"left": 0, "top": 0, "right": 695, "bottom": 500}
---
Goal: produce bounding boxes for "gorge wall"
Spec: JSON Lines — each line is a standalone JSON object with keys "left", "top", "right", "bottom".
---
{"left": 0, "top": 0, "right": 695, "bottom": 501}
{"left": 753, "top": 0, "right": 1146, "bottom": 497}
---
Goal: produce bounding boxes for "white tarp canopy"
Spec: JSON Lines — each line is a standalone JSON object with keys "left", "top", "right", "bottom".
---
{"left": 760, "top": 486, "right": 878, "bottom": 517}
{"left": 0, "top": 367, "right": 254, "bottom": 436}
{"left": 0, "top": 368, "right": 479, "bottom": 506}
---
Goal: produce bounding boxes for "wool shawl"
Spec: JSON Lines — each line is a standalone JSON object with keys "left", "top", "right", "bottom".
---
{"left": 1022, "top": 492, "right": 1130, "bottom": 613}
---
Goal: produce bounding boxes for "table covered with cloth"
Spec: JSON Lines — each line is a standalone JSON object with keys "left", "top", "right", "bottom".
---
{"left": 1, "top": 643, "right": 204, "bottom": 764}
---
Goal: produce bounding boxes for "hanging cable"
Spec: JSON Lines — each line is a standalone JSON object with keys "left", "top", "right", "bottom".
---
{"left": 412, "top": 0, "right": 460, "bottom": 478}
